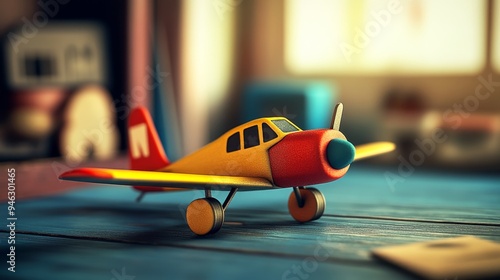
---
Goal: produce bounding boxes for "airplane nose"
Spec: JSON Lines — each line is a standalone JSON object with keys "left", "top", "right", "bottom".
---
{"left": 326, "top": 138, "right": 355, "bottom": 170}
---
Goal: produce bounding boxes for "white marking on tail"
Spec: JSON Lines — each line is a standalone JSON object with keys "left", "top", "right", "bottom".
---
{"left": 129, "top": 123, "right": 149, "bottom": 158}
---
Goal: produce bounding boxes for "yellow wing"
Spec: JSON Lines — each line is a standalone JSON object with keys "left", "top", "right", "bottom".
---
{"left": 59, "top": 168, "right": 276, "bottom": 191}
{"left": 354, "top": 141, "right": 396, "bottom": 161}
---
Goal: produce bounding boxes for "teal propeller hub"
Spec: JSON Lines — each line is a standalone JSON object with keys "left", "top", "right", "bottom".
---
{"left": 326, "top": 138, "right": 355, "bottom": 169}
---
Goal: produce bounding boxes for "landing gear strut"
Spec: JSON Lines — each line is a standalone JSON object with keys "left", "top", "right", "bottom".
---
{"left": 288, "top": 187, "right": 325, "bottom": 222}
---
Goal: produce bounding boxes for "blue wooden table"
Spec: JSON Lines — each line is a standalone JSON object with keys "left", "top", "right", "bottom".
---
{"left": 1, "top": 164, "right": 499, "bottom": 279}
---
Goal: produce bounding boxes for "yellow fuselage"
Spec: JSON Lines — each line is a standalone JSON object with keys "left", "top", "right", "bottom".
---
{"left": 160, "top": 117, "right": 299, "bottom": 185}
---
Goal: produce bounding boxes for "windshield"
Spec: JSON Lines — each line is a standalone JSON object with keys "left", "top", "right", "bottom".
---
{"left": 271, "top": 119, "right": 299, "bottom": 133}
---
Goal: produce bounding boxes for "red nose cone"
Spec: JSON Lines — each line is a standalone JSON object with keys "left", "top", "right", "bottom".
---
{"left": 268, "top": 129, "right": 350, "bottom": 187}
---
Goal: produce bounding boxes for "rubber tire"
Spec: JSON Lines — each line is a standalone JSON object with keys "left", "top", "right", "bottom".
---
{"left": 288, "top": 188, "right": 326, "bottom": 223}
{"left": 186, "top": 197, "right": 224, "bottom": 235}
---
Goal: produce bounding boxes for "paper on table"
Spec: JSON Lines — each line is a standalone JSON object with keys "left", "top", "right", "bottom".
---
{"left": 372, "top": 236, "right": 500, "bottom": 279}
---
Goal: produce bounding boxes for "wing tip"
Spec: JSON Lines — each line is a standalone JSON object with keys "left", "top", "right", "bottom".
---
{"left": 353, "top": 141, "right": 397, "bottom": 161}
{"left": 59, "top": 168, "right": 113, "bottom": 180}
{"left": 382, "top": 141, "right": 396, "bottom": 152}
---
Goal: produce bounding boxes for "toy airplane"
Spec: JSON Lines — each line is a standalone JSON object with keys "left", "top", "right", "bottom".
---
{"left": 59, "top": 103, "right": 395, "bottom": 235}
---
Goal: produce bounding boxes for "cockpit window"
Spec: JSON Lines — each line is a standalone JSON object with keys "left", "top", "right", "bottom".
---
{"left": 271, "top": 119, "right": 299, "bottom": 133}
{"left": 226, "top": 132, "right": 240, "bottom": 153}
{"left": 262, "top": 123, "right": 278, "bottom": 142}
{"left": 243, "top": 125, "right": 260, "bottom": 149}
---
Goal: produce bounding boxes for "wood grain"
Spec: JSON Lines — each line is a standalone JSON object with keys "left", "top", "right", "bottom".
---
{"left": 0, "top": 165, "right": 498, "bottom": 279}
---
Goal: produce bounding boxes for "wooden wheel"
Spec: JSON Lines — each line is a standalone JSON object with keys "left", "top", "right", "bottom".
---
{"left": 186, "top": 198, "right": 224, "bottom": 235}
{"left": 288, "top": 188, "right": 325, "bottom": 223}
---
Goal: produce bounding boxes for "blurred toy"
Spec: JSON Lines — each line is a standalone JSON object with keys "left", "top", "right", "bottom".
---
{"left": 0, "top": 88, "right": 65, "bottom": 161}
{"left": 5, "top": 22, "right": 108, "bottom": 88}
{"left": 60, "top": 85, "right": 119, "bottom": 164}
{"left": 0, "top": 22, "right": 119, "bottom": 162}
{"left": 59, "top": 103, "right": 395, "bottom": 235}
{"left": 242, "top": 81, "right": 335, "bottom": 130}
{"left": 7, "top": 88, "right": 65, "bottom": 140}
{"left": 419, "top": 111, "right": 500, "bottom": 169}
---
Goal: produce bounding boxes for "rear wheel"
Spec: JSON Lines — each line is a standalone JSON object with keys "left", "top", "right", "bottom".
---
{"left": 288, "top": 188, "right": 325, "bottom": 222}
{"left": 186, "top": 198, "right": 224, "bottom": 235}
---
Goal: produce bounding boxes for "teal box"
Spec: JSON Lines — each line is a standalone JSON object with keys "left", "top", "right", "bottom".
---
{"left": 242, "top": 81, "right": 336, "bottom": 130}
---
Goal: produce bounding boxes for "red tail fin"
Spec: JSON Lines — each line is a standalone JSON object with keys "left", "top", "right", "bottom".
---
{"left": 128, "top": 107, "right": 169, "bottom": 171}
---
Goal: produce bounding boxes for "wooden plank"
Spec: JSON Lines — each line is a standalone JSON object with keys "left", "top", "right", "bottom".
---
{"left": 0, "top": 166, "right": 498, "bottom": 279}
{"left": 325, "top": 165, "right": 500, "bottom": 224}
{"left": 8, "top": 208, "right": 499, "bottom": 263}
{"left": 3, "top": 187, "right": 499, "bottom": 263}
{"left": 0, "top": 233, "right": 416, "bottom": 280}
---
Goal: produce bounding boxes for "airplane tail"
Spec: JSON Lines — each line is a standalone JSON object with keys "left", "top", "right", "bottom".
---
{"left": 128, "top": 107, "right": 170, "bottom": 193}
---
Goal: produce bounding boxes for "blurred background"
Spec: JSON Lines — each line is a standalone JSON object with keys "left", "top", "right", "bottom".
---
{"left": 0, "top": 0, "right": 499, "bottom": 173}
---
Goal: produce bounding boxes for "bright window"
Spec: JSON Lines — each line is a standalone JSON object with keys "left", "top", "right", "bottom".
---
{"left": 285, "top": 0, "right": 487, "bottom": 75}
{"left": 493, "top": 0, "right": 500, "bottom": 72}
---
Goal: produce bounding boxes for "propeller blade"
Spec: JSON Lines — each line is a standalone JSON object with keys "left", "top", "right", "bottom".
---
{"left": 354, "top": 142, "right": 396, "bottom": 161}
{"left": 330, "top": 102, "right": 343, "bottom": 130}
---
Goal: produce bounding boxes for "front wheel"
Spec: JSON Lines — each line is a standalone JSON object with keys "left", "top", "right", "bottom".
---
{"left": 288, "top": 188, "right": 325, "bottom": 223}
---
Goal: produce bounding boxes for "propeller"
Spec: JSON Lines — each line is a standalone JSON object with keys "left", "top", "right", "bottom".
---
{"left": 330, "top": 102, "right": 343, "bottom": 131}
{"left": 326, "top": 102, "right": 355, "bottom": 170}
